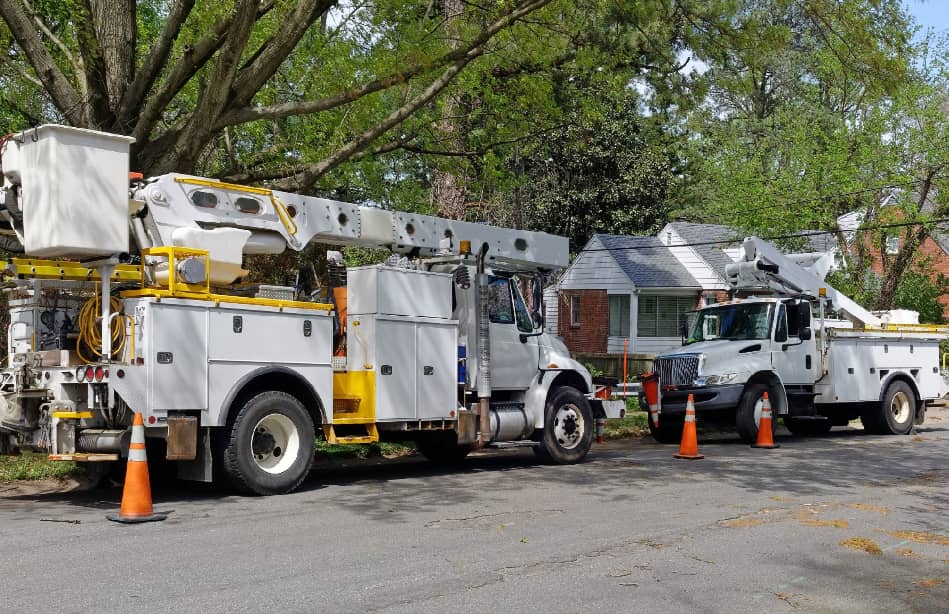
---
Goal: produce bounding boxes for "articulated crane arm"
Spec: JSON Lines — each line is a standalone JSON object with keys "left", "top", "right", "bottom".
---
{"left": 131, "top": 174, "right": 568, "bottom": 276}
{"left": 724, "top": 236, "right": 882, "bottom": 328}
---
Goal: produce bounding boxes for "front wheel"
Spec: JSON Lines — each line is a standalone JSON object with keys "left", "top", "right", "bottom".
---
{"left": 648, "top": 415, "right": 683, "bottom": 444}
{"left": 736, "top": 382, "right": 776, "bottom": 444}
{"left": 220, "top": 391, "right": 315, "bottom": 495}
{"left": 534, "top": 387, "right": 594, "bottom": 464}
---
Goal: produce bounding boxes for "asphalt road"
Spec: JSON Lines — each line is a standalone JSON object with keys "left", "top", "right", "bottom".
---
{"left": 1, "top": 411, "right": 947, "bottom": 614}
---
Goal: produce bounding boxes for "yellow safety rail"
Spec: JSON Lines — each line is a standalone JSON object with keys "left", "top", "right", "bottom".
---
{"left": 173, "top": 176, "right": 299, "bottom": 237}
{"left": 4, "top": 258, "right": 141, "bottom": 282}
{"left": 122, "top": 246, "right": 332, "bottom": 311}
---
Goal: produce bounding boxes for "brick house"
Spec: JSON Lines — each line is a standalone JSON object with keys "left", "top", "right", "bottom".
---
{"left": 557, "top": 233, "right": 702, "bottom": 357}
{"left": 840, "top": 194, "right": 949, "bottom": 320}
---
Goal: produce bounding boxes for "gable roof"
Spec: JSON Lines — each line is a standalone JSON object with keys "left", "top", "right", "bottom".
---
{"left": 595, "top": 234, "right": 701, "bottom": 289}
{"left": 664, "top": 222, "right": 742, "bottom": 280}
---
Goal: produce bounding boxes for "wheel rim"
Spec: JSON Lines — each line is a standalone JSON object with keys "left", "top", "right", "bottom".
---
{"left": 251, "top": 413, "right": 300, "bottom": 474}
{"left": 553, "top": 403, "right": 584, "bottom": 450}
{"left": 753, "top": 395, "right": 765, "bottom": 428}
{"left": 889, "top": 391, "right": 911, "bottom": 425}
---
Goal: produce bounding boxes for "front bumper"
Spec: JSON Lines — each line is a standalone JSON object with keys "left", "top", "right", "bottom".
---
{"left": 640, "top": 383, "right": 744, "bottom": 416}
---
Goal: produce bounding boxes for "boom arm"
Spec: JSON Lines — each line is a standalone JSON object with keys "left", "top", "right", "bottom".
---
{"left": 132, "top": 174, "right": 568, "bottom": 271}
{"left": 724, "top": 236, "right": 882, "bottom": 328}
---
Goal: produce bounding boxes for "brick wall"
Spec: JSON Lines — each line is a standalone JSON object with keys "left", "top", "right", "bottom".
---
{"left": 863, "top": 235, "right": 949, "bottom": 317}
{"left": 558, "top": 289, "right": 608, "bottom": 353}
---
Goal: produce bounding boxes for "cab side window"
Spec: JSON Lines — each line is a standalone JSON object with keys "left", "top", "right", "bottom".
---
{"left": 774, "top": 304, "right": 788, "bottom": 342}
{"left": 487, "top": 278, "right": 514, "bottom": 324}
{"left": 512, "top": 282, "right": 534, "bottom": 333}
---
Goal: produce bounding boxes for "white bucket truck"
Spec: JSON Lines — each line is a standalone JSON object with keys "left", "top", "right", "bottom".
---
{"left": 0, "top": 125, "right": 623, "bottom": 494}
{"left": 645, "top": 236, "right": 947, "bottom": 443}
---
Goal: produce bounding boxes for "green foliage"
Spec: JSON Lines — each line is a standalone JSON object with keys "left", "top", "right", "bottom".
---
{"left": 520, "top": 85, "right": 676, "bottom": 250}
{"left": 0, "top": 453, "right": 80, "bottom": 482}
{"left": 603, "top": 413, "right": 648, "bottom": 439}
{"left": 892, "top": 270, "right": 949, "bottom": 324}
{"left": 314, "top": 440, "right": 414, "bottom": 460}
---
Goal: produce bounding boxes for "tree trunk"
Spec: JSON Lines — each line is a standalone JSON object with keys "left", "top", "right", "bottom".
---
{"left": 91, "top": 0, "right": 136, "bottom": 113}
{"left": 875, "top": 173, "right": 942, "bottom": 310}
{"left": 431, "top": 0, "right": 467, "bottom": 220}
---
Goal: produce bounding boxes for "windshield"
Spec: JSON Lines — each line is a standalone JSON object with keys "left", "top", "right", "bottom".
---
{"left": 685, "top": 303, "right": 774, "bottom": 344}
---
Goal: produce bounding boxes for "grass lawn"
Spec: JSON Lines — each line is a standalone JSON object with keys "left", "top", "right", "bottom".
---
{"left": 0, "top": 452, "right": 80, "bottom": 482}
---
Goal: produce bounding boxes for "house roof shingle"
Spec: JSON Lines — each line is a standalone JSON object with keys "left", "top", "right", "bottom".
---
{"left": 664, "top": 222, "right": 742, "bottom": 279}
{"left": 596, "top": 234, "right": 701, "bottom": 289}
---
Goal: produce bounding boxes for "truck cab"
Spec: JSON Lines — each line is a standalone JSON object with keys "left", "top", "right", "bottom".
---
{"left": 648, "top": 297, "right": 814, "bottom": 442}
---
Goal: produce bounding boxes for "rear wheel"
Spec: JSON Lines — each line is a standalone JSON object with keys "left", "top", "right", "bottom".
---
{"left": 534, "top": 387, "right": 594, "bottom": 464}
{"left": 220, "top": 391, "right": 315, "bottom": 495}
{"left": 862, "top": 381, "right": 916, "bottom": 435}
{"left": 736, "top": 382, "right": 776, "bottom": 444}
{"left": 783, "top": 416, "right": 833, "bottom": 437}
{"left": 416, "top": 431, "right": 474, "bottom": 465}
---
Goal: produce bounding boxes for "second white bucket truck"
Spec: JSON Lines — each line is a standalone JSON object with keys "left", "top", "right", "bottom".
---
{"left": 645, "top": 236, "right": 946, "bottom": 443}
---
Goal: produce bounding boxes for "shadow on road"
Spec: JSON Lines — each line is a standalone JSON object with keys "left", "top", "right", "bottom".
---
{"left": 2, "top": 422, "right": 946, "bottom": 524}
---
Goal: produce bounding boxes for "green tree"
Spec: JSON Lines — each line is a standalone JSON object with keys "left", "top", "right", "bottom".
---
{"left": 0, "top": 0, "right": 552, "bottom": 192}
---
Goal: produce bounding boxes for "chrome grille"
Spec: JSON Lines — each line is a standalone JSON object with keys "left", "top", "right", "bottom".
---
{"left": 655, "top": 355, "right": 700, "bottom": 387}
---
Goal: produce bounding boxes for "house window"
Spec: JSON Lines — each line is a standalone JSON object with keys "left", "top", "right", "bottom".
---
{"left": 637, "top": 295, "right": 694, "bottom": 338}
{"left": 570, "top": 295, "right": 581, "bottom": 327}
{"left": 608, "top": 294, "right": 630, "bottom": 337}
{"left": 885, "top": 236, "right": 900, "bottom": 255}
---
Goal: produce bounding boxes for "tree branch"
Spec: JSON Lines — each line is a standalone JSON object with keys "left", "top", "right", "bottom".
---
{"left": 132, "top": 1, "right": 276, "bottom": 145}
{"left": 116, "top": 0, "right": 196, "bottom": 130}
{"left": 269, "top": 0, "right": 551, "bottom": 190}
{"left": 151, "top": 0, "right": 260, "bottom": 171}
{"left": 229, "top": 0, "right": 336, "bottom": 107}
{"left": 22, "top": 0, "right": 84, "bottom": 87}
{"left": 216, "top": 0, "right": 549, "bottom": 129}
{"left": 0, "top": 0, "right": 85, "bottom": 125}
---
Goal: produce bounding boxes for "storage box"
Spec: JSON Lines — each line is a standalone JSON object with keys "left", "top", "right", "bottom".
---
{"left": 347, "top": 266, "right": 452, "bottom": 319}
{"left": 15, "top": 125, "right": 134, "bottom": 258}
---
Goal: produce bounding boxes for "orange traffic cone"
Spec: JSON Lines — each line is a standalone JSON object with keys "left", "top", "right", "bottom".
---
{"left": 752, "top": 392, "right": 780, "bottom": 449}
{"left": 674, "top": 394, "right": 704, "bottom": 460}
{"left": 107, "top": 413, "right": 168, "bottom": 523}
{"left": 643, "top": 372, "right": 660, "bottom": 428}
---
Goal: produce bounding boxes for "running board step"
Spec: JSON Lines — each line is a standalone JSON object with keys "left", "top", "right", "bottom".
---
{"left": 487, "top": 441, "right": 539, "bottom": 449}
{"left": 322, "top": 424, "right": 379, "bottom": 445}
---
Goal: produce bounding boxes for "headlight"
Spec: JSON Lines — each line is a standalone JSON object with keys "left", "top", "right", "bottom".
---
{"left": 693, "top": 373, "right": 738, "bottom": 386}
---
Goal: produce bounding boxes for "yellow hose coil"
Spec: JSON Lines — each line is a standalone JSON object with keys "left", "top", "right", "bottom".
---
{"left": 76, "top": 289, "right": 129, "bottom": 363}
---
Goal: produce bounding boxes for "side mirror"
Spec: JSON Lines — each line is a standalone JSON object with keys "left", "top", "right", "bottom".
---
{"left": 799, "top": 326, "right": 812, "bottom": 341}
{"left": 797, "top": 301, "right": 812, "bottom": 328}
{"left": 532, "top": 310, "right": 544, "bottom": 329}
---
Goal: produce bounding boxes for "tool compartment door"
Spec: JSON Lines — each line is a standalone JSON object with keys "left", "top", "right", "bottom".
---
{"left": 374, "top": 318, "right": 417, "bottom": 420}
{"left": 147, "top": 304, "right": 208, "bottom": 410}
{"left": 415, "top": 322, "right": 456, "bottom": 419}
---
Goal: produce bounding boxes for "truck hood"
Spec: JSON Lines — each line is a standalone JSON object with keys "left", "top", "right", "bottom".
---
{"left": 660, "top": 339, "right": 768, "bottom": 376}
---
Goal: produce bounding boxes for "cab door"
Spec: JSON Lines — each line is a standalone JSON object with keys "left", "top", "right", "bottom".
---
{"left": 772, "top": 301, "right": 815, "bottom": 385}
{"left": 487, "top": 276, "right": 540, "bottom": 390}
